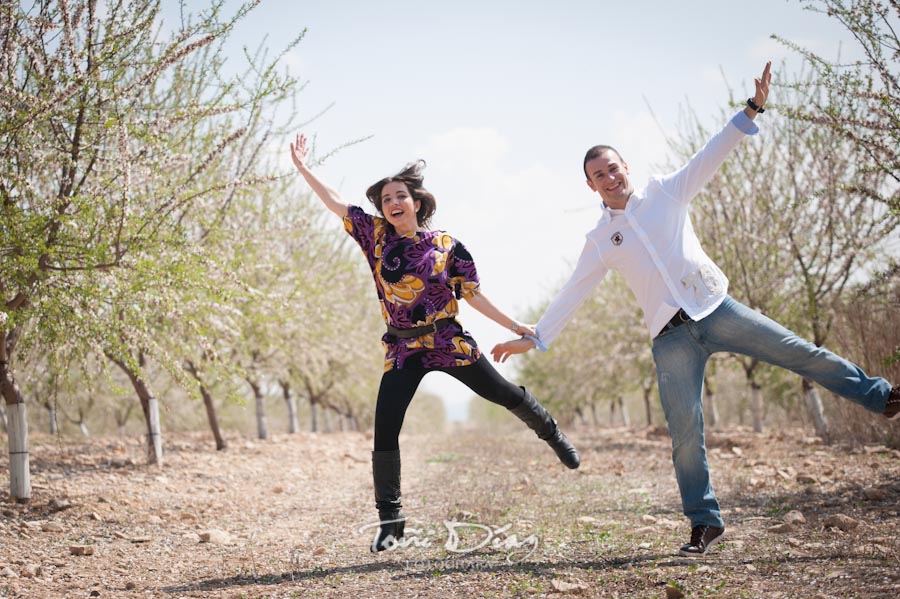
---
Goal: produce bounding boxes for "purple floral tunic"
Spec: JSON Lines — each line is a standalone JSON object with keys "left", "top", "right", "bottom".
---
{"left": 343, "top": 205, "right": 482, "bottom": 371}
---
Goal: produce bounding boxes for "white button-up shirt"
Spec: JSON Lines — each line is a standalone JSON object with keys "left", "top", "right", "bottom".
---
{"left": 536, "top": 111, "right": 759, "bottom": 345}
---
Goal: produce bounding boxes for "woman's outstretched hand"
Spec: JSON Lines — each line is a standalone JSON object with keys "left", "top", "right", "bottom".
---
{"left": 290, "top": 133, "right": 309, "bottom": 171}
{"left": 491, "top": 338, "right": 535, "bottom": 363}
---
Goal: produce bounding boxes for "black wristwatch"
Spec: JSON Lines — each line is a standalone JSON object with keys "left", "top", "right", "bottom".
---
{"left": 746, "top": 97, "right": 765, "bottom": 113}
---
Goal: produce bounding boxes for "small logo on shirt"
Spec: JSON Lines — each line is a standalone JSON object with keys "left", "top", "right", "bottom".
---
{"left": 611, "top": 232, "right": 623, "bottom": 246}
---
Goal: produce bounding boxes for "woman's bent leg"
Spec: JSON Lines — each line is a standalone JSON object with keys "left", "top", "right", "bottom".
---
{"left": 444, "top": 356, "right": 580, "bottom": 469}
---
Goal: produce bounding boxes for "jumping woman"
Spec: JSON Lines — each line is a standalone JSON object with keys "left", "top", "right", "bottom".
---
{"left": 289, "top": 137, "right": 580, "bottom": 552}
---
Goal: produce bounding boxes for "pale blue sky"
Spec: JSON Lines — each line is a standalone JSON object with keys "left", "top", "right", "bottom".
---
{"left": 201, "top": 0, "right": 858, "bottom": 420}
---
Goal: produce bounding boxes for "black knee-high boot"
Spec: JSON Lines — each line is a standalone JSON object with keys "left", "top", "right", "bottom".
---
{"left": 509, "top": 389, "right": 580, "bottom": 469}
{"left": 370, "top": 449, "right": 406, "bottom": 552}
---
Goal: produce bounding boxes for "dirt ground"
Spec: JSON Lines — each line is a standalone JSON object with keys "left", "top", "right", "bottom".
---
{"left": 1, "top": 424, "right": 898, "bottom": 599}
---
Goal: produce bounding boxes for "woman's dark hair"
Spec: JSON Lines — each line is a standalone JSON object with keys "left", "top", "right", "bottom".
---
{"left": 365, "top": 159, "right": 437, "bottom": 230}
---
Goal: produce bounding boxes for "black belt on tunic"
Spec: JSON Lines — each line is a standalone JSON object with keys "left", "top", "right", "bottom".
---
{"left": 386, "top": 318, "right": 457, "bottom": 339}
{"left": 657, "top": 308, "right": 691, "bottom": 337}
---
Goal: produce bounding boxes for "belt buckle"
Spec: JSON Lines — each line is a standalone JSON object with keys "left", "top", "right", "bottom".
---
{"left": 663, "top": 309, "right": 687, "bottom": 332}
{"left": 424, "top": 321, "right": 437, "bottom": 334}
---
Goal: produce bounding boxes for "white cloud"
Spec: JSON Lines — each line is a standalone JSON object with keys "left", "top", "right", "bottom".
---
{"left": 416, "top": 127, "right": 510, "bottom": 176}
{"left": 699, "top": 65, "right": 727, "bottom": 88}
{"left": 750, "top": 33, "right": 865, "bottom": 66}
{"left": 279, "top": 48, "right": 305, "bottom": 75}
{"left": 609, "top": 109, "right": 672, "bottom": 183}
{"left": 412, "top": 126, "right": 598, "bottom": 314}
{"left": 414, "top": 127, "right": 583, "bottom": 242}
{"left": 749, "top": 35, "right": 800, "bottom": 63}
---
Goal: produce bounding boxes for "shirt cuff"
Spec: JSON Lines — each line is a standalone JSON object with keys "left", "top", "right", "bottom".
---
{"left": 523, "top": 334, "right": 548, "bottom": 352}
{"left": 731, "top": 110, "right": 759, "bottom": 135}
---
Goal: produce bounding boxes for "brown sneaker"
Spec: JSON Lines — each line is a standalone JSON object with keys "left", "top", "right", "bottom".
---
{"left": 884, "top": 386, "right": 900, "bottom": 420}
{"left": 678, "top": 525, "right": 725, "bottom": 557}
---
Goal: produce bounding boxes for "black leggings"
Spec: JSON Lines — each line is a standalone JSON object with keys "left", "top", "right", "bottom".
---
{"left": 373, "top": 355, "right": 526, "bottom": 451}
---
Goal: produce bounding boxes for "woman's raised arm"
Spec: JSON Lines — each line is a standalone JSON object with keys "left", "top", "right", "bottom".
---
{"left": 289, "top": 133, "right": 349, "bottom": 218}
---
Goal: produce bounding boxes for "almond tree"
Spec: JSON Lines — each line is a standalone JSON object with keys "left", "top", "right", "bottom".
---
{"left": 100, "top": 11, "right": 308, "bottom": 461}
{"left": 830, "top": 262, "right": 900, "bottom": 443}
{"left": 221, "top": 195, "right": 337, "bottom": 439}
{"left": 672, "top": 69, "right": 898, "bottom": 440}
{"left": 278, "top": 225, "right": 384, "bottom": 433}
{"left": 778, "top": 0, "right": 899, "bottom": 214}
{"left": 518, "top": 272, "right": 653, "bottom": 426}
{"left": 0, "top": 0, "right": 298, "bottom": 499}
{"left": 778, "top": 0, "right": 900, "bottom": 368}
{"left": 184, "top": 353, "right": 227, "bottom": 449}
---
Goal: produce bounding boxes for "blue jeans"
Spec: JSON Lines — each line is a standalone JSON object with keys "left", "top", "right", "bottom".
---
{"left": 651, "top": 296, "right": 892, "bottom": 528}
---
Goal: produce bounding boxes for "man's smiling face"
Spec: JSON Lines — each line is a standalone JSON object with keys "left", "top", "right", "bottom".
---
{"left": 585, "top": 150, "right": 633, "bottom": 210}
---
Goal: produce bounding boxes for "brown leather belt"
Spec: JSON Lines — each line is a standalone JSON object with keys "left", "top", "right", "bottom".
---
{"left": 386, "top": 318, "right": 457, "bottom": 339}
{"left": 657, "top": 308, "right": 691, "bottom": 337}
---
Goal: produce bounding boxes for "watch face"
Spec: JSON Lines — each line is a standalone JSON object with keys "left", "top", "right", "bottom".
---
{"left": 611, "top": 232, "right": 623, "bottom": 246}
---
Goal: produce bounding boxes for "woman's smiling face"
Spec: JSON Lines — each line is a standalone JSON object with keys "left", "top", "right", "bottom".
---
{"left": 380, "top": 181, "right": 421, "bottom": 234}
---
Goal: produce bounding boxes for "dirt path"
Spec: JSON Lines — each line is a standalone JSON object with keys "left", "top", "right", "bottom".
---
{"left": 1, "top": 425, "right": 898, "bottom": 598}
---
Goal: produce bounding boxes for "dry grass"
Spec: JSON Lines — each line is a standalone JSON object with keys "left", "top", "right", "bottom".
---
{"left": 1, "top": 424, "right": 899, "bottom": 598}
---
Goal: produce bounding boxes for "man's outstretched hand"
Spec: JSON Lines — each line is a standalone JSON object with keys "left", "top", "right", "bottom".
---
{"left": 745, "top": 61, "right": 772, "bottom": 119}
{"left": 753, "top": 61, "right": 771, "bottom": 108}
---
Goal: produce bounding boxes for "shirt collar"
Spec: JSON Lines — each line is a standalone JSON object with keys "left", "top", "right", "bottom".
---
{"left": 598, "top": 194, "right": 634, "bottom": 224}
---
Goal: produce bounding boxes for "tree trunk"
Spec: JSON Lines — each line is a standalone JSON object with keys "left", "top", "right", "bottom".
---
{"left": 185, "top": 361, "right": 226, "bottom": 451}
{"left": 302, "top": 376, "right": 335, "bottom": 434}
{"left": 7, "top": 401, "right": 30, "bottom": 503}
{"left": 642, "top": 380, "right": 654, "bottom": 426}
{"left": 147, "top": 395, "right": 163, "bottom": 464}
{"left": 573, "top": 405, "right": 583, "bottom": 426}
{"left": 619, "top": 396, "right": 630, "bottom": 427}
{"left": 279, "top": 380, "right": 299, "bottom": 434}
{"left": 609, "top": 397, "right": 629, "bottom": 426}
{"left": 79, "top": 420, "right": 90, "bottom": 437}
{"left": 114, "top": 404, "right": 133, "bottom": 437}
{"left": 703, "top": 373, "right": 719, "bottom": 429}
{"left": 45, "top": 402, "right": 58, "bottom": 435}
{"left": 1, "top": 357, "right": 31, "bottom": 502}
{"left": 589, "top": 401, "right": 599, "bottom": 427}
{"left": 742, "top": 360, "right": 764, "bottom": 433}
{"left": 247, "top": 377, "right": 268, "bottom": 440}
{"left": 0, "top": 401, "right": 7, "bottom": 433}
{"left": 802, "top": 378, "right": 830, "bottom": 443}
{"left": 200, "top": 385, "right": 226, "bottom": 450}
{"left": 750, "top": 382, "right": 764, "bottom": 433}
{"left": 109, "top": 356, "right": 163, "bottom": 465}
